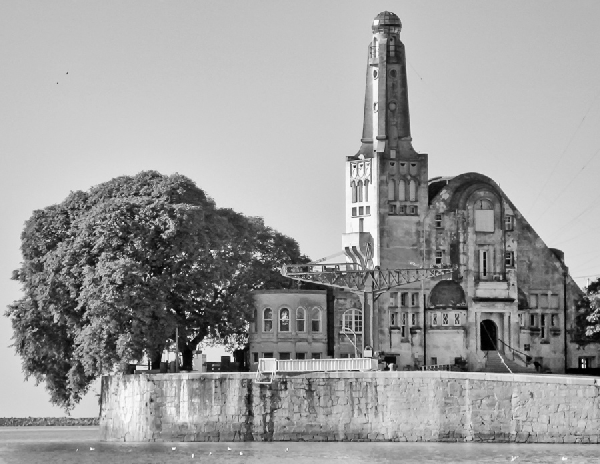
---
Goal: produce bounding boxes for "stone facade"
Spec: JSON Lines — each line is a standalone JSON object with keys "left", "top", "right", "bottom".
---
{"left": 101, "top": 372, "right": 600, "bottom": 443}
{"left": 250, "top": 11, "right": 599, "bottom": 373}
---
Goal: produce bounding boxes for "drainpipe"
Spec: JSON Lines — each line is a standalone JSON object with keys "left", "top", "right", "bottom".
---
{"left": 423, "top": 293, "right": 427, "bottom": 368}
{"left": 563, "top": 268, "right": 568, "bottom": 374}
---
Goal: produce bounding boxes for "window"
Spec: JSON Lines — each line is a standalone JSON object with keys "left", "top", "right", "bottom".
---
{"left": 454, "top": 313, "right": 461, "bottom": 325}
{"left": 541, "top": 314, "right": 546, "bottom": 338}
{"left": 364, "top": 180, "right": 369, "bottom": 202}
{"left": 479, "top": 250, "right": 490, "bottom": 278}
{"left": 343, "top": 308, "right": 363, "bottom": 334}
{"left": 390, "top": 292, "right": 398, "bottom": 307}
{"left": 359, "top": 218, "right": 364, "bottom": 232}
{"left": 401, "top": 312, "right": 407, "bottom": 337}
{"left": 442, "top": 313, "right": 449, "bottom": 326}
{"left": 399, "top": 162, "right": 407, "bottom": 174}
{"left": 357, "top": 181, "right": 363, "bottom": 202}
{"left": 279, "top": 352, "right": 291, "bottom": 360}
{"left": 411, "top": 313, "right": 417, "bottom": 326}
{"left": 432, "top": 313, "right": 438, "bottom": 326}
{"left": 389, "top": 204, "right": 396, "bottom": 215}
{"left": 409, "top": 180, "right": 417, "bottom": 202}
{"left": 579, "top": 357, "right": 594, "bottom": 369}
{"left": 359, "top": 206, "right": 364, "bottom": 215}
{"left": 253, "top": 309, "right": 257, "bottom": 332}
{"left": 263, "top": 308, "right": 273, "bottom": 332}
{"left": 296, "top": 352, "right": 306, "bottom": 360}
{"left": 390, "top": 149, "right": 396, "bottom": 159}
{"left": 401, "top": 292, "right": 408, "bottom": 307}
{"left": 296, "top": 307, "right": 306, "bottom": 332}
{"left": 549, "top": 295, "right": 559, "bottom": 309}
{"left": 530, "top": 314, "right": 536, "bottom": 327}
{"left": 519, "top": 313, "right": 524, "bottom": 327}
{"left": 352, "top": 207, "right": 357, "bottom": 217}
{"left": 435, "top": 251, "right": 443, "bottom": 266}
{"left": 431, "top": 357, "right": 438, "bottom": 365}
{"left": 373, "top": 102, "right": 378, "bottom": 113}
{"left": 366, "top": 206, "right": 371, "bottom": 215}
{"left": 311, "top": 307, "right": 322, "bottom": 332}
{"left": 539, "top": 294, "right": 548, "bottom": 308}
{"left": 551, "top": 314, "right": 557, "bottom": 327}
{"left": 311, "top": 353, "right": 321, "bottom": 360}
{"left": 399, "top": 205, "right": 406, "bottom": 214}
{"left": 474, "top": 199, "right": 494, "bottom": 232}
{"left": 411, "top": 293, "right": 419, "bottom": 307}
{"left": 351, "top": 182, "right": 357, "bottom": 203}
{"left": 389, "top": 37, "right": 396, "bottom": 56}
{"left": 435, "top": 214, "right": 442, "bottom": 228}
{"left": 409, "top": 205, "right": 418, "bottom": 215}
{"left": 505, "top": 215, "right": 514, "bottom": 231}
{"left": 398, "top": 179, "right": 406, "bottom": 201}
{"left": 409, "top": 163, "right": 418, "bottom": 176}
{"left": 252, "top": 352, "right": 259, "bottom": 363}
{"left": 279, "top": 308, "right": 290, "bottom": 332}
{"left": 390, "top": 312, "right": 397, "bottom": 326}
{"left": 388, "top": 179, "right": 395, "bottom": 201}
{"left": 263, "top": 352, "right": 274, "bottom": 358}
{"left": 505, "top": 251, "right": 515, "bottom": 267}
{"left": 371, "top": 38, "right": 378, "bottom": 58}
{"left": 530, "top": 294, "right": 538, "bottom": 309}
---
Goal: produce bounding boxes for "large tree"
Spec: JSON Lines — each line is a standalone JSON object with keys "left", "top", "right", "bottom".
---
{"left": 6, "top": 171, "right": 306, "bottom": 410}
{"left": 572, "top": 277, "right": 600, "bottom": 345}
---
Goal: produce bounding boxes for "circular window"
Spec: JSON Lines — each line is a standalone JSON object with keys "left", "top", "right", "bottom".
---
{"left": 388, "top": 102, "right": 397, "bottom": 111}
{"left": 390, "top": 69, "right": 397, "bottom": 78}
{"left": 373, "top": 69, "right": 378, "bottom": 79}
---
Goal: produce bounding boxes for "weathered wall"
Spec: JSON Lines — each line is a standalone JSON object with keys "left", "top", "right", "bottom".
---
{"left": 100, "top": 371, "right": 600, "bottom": 443}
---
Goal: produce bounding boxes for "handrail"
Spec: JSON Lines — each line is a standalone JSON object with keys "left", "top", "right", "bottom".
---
{"left": 497, "top": 338, "right": 532, "bottom": 366}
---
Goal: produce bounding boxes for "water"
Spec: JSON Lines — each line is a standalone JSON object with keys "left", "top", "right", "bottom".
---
{"left": 1, "top": 427, "right": 600, "bottom": 463}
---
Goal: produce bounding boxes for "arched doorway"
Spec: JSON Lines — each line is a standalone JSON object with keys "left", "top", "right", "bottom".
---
{"left": 480, "top": 320, "right": 497, "bottom": 351}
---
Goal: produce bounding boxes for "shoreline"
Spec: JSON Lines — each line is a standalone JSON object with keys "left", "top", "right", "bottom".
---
{"left": 0, "top": 417, "right": 99, "bottom": 427}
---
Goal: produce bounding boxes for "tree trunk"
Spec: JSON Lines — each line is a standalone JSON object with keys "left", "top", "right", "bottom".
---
{"left": 181, "top": 344, "right": 194, "bottom": 371}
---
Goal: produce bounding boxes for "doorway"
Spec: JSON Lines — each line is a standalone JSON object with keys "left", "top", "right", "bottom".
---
{"left": 480, "top": 319, "right": 497, "bottom": 351}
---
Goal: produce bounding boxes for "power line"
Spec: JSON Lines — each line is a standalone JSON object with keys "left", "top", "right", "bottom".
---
{"left": 527, "top": 86, "right": 600, "bottom": 216}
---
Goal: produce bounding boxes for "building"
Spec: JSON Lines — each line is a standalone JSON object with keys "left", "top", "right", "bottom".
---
{"left": 249, "top": 12, "right": 597, "bottom": 373}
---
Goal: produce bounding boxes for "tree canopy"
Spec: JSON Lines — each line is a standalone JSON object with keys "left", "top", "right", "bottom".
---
{"left": 7, "top": 171, "right": 307, "bottom": 410}
{"left": 572, "top": 277, "right": 600, "bottom": 345}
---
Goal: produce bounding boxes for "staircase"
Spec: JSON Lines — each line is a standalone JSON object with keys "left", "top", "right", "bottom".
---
{"left": 481, "top": 351, "right": 538, "bottom": 374}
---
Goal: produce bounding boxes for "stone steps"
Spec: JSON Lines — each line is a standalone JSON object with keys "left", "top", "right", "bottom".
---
{"left": 481, "top": 351, "right": 537, "bottom": 374}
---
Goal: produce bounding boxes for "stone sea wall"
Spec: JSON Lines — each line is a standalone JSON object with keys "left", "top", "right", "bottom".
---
{"left": 100, "top": 371, "right": 600, "bottom": 443}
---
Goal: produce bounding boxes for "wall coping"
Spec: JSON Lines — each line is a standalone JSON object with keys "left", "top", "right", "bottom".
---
{"left": 111, "top": 370, "right": 600, "bottom": 386}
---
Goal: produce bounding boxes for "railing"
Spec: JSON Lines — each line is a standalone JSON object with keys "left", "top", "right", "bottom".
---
{"left": 497, "top": 338, "right": 533, "bottom": 368}
{"left": 255, "top": 357, "right": 378, "bottom": 384}
{"left": 421, "top": 364, "right": 452, "bottom": 371}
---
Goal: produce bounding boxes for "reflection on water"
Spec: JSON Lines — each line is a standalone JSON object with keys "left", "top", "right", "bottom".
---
{"left": 0, "top": 427, "right": 599, "bottom": 464}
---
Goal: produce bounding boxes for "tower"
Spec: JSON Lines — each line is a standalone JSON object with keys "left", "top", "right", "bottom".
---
{"left": 343, "top": 12, "right": 428, "bottom": 272}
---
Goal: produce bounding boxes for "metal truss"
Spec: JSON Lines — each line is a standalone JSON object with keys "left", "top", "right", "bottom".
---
{"left": 281, "top": 263, "right": 455, "bottom": 294}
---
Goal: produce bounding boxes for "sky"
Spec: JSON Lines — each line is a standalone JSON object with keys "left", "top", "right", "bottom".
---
{"left": 1, "top": 1, "right": 599, "bottom": 417}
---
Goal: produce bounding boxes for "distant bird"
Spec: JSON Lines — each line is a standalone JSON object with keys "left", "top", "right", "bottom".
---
{"left": 511, "top": 457, "right": 518, "bottom": 462}
{"left": 286, "top": 448, "right": 289, "bottom": 452}
{"left": 76, "top": 449, "right": 78, "bottom": 452}
{"left": 227, "top": 446, "right": 232, "bottom": 451}
{"left": 89, "top": 447, "right": 95, "bottom": 451}
{"left": 171, "top": 447, "right": 177, "bottom": 451}
{"left": 209, "top": 451, "right": 212, "bottom": 455}
{"left": 240, "top": 451, "right": 243, "bottom": 455}
{"left": 66, "top": 72, "right": 68, "bottom": 74}
{"left": 191, "top": 453, "right": 194, "bottom": 458}
{"left": 562, "top": 458, "right": 568, "bottom": 461}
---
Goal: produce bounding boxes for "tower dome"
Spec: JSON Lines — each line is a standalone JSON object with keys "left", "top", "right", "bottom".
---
{"left": 372, "top": 11, "right": 402, "bottom": 33}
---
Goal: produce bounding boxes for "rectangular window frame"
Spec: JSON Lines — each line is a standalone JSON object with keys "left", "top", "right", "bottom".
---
{"left": 505, "top": 215, "right": 514, "bottom": 231}
{"left": 435, "top": 251, "right": 443, "bottom": 266}
{"left": 434, "top": 214, "right": 443, "bottom": 228}
{"left": 442, "top": 313, "right": 449, "bottom": 326}
{"left": 505, "top": 251, "right": 515, "bottom": 267}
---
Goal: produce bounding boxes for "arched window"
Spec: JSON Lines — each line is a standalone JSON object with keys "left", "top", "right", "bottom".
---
{"left": 357, "top": 180, "right": 363, "bottom": 202}
{"left": 363, "top": 180, "right": 369, "bottom": 202}
{"left": 310, "top": 307, "right": 322, "bottom": 333}
{"left": 279, "top": 308, "right": 290, "bottom": 332}
{"left": 387, "top": 179, "right": 395, "bottom": 201}
{"left": 296, "top": 307, "right": 306, "bottom": 332}
{"left": 398, "top": 179, "right": 406, "bottom": 201}
{"left": 263, "top": 308, "right": 273, "bottom": 332}
{"left": 342, "top": 309, "right": 363, "bottom": 334}
{"left": 351, "top": 181, "right": 357, "bottom": 203}
{"left": 409, "top": 180, "right": 417, "bottom": 202}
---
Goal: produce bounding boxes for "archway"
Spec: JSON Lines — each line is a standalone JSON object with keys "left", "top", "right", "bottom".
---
{"left": 480, "top": 319, "right": 497, "bottom": 351}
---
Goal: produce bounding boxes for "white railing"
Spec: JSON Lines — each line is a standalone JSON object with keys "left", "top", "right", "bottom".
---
{"left": 421, "top": 364, "right": 452, "bottom": 371}
{"left": 256, "top": 357, "right": 378, "bottom": 384}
